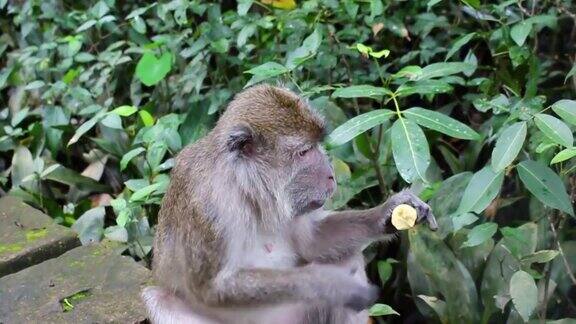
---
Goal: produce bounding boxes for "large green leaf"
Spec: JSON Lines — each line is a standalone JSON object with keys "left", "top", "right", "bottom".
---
{"left": 391, "top": 118, "right": 431, "bottom": 183}
{"left": 326, "top": 109, "right": 394, "bottom": 147}
{"left": 534, "top": 113, "right": 573, "bottom": 147}
{"left": 551, "top": 99, "right": 576, "bottom": 126}
{"left": 481, "top": 223, "right": 537, "bottom": 316}
{"left": 403, "top": 107, "right": 480, "bottom": 140}
{"left": 135, "top": 52, "right": 173, "bottom": 86}
{"left": 456, "top": 166, "right": 504, "bottom": 214}
{"left": 415, "top": 62, "right": 474, "bottom": 80}
{"left": 461, "top": 222, "right": 498, "bottom": 248}
{"left": 509, "top": 270, "right": 538, "bottom": 322}
{"left": 517, "top": 160, "right": 574, "bottom": 216}
{"left": 396, "top": 80, "right": 453, "bottom": 97}
{"left": 408, "top": 228, "right": 479, "bottom": 323}
{"left": 331, "top": 85, "right": 390, "bottom": 98}
{"left": 490, "top": 122, "right": 527, "bottom": 172}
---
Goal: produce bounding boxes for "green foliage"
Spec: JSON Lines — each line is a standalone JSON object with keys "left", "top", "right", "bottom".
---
{"left": 1, "top": 0, "right": 576, "bottom": 322}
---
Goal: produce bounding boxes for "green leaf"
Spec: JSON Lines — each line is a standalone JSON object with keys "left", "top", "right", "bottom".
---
{"left": 24, "top": 80, "right": 45, "bottom": 90}
{"left": 135, "top": 52, "right": 173, "bottom": 86}
{"left": 44, "top": 166, "right": 109, "bottom": 192}
{"left": 120, "top": 147, "right": 146, "bottom": 170}
{"left": 368, "top": 304, "right": 399, "bottom": 316}
{"left": 139, "top": 110, "right": 154, "bottom": 126}
{"left": 71, "top": 207, "right": 105, "bottom": 245}
{"left": 415, "top": 62, "right": 474, "bottom": 81}
{"left": 491, "top": 122, "right": 527, "bottom": 172}
{"left": 332, "top": 85, "right": 390, "bottom": 98}
{"left": 285, "top": 28, "right": 322, "bottom": 70}
{"left": 551, "top": 148, "right": 576, "bottom": 164}
{"left": 111, "top": 105, "right": 137, "bottom": 117}
{"left": 130, "top": 182, "right": 163, "bottom": 202}
{"left": 377, "top": 260, "right": 393, "bottom": 285}
{"left": 521, "top": 250, "right": 559, "bottom": 264}
{"left": 511, "top": 21, "right": 533, "bottom": 46}
{"left": 370, "top": 49, "right": 390, "bottom": 58}
{"left": 408, "top": 229, "right": 479, "bottom": 323}
{"left": 76, "top": 19, "right": 97, "bottom": 32}
{"left": 393, "top": 66, "right": 422, "bottom": 80}
{"left": 534, "top": 114, "right": 573, "bottom": 147}
{"left": 509, "top": 270, "right": 538, "bottom": 322}
{"left": 461, "top": 222, "right": 498, "bottom": 248}
{"left": 244, "top": 62, "right": 289, "bottom": 87}
{"left": 355, "top": 43, "right": 372, "bottom": 55}
{"left": 446, "top": 32, "right": 476, "bottom": 60}
{"left": 326, "top": 109, "right": 394, "bottom": 147}
{"left": 452, "top": 212, "right": 479, "bottom": 232}
{"left": 244, "top": 62, "right": 289, "bottom": 77}
{"left": 517, "top": 160, "right": 574, "bottom": 216}
{"left": 565, "top": 64, "right": 576, "bottom": 83}
{"left": 403, "top": 107, "right": 480, "bottom": 140}
{"left": 551, "top": 99, "right": 576, "bottom": 126}
{"left": 457, "top": 166, "right": 504, "bottom": 214}
{"left": 68, "top": 112, "right": 106, "bottom": 146}
{"left": 100, "top": 113, "right": 122, "bottom": 129}
{"left": 391, "top": 118, "right": 431, "bottom": 183}
{"left": 396, "top": 80, "right": 453, "bottom": 97}
{"left": 237, "top": 0, "right": 254, "bottom": 15}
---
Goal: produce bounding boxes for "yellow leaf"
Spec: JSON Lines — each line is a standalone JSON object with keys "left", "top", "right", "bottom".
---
{"left": 261, "top": 0, "right": 297, "bottom": 10}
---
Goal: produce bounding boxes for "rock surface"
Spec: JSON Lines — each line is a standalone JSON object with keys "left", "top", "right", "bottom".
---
{"left": 0, "top": 195, "right": 80, "bottom": 277}
{"left": 0, "top": 241, "right": 152, "bottom": 323}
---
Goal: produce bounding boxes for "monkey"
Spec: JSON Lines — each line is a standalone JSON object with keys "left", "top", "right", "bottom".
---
{"left": 142, "top": 84, "right": 438, "bottom": 324}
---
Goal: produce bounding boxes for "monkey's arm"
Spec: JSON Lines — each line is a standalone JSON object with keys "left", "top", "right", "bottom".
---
{"left": 293, "top": 190, "right": 437, "bottom": 263}
{"left": 198, "top": 265, "right": 377, "bottom": 310}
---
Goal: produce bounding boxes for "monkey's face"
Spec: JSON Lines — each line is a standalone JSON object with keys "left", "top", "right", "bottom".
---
{"left": 284, "top": 142, "right": 336, "bottom": 216}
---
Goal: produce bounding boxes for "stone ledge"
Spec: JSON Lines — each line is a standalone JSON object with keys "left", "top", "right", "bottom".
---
{"left": 0, "top": 195, "right": 80, "bottom": 277}
{"left": 0, "top": 241, "right": 151, "bottom": 323}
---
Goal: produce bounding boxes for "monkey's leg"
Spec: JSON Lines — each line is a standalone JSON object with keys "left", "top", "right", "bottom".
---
{"left": 294, "top": 190, "right": 436, "bottom": 263}
{"left": 198, "top": 266, "right": 378, "bottom": 311}
{"left": 142, "top": 286, "right": 220, "bottom": 324}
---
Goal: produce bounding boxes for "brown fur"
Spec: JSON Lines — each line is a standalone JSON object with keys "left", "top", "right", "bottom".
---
{"left": 144, "top": 84, "right": 436, "bottom": 324}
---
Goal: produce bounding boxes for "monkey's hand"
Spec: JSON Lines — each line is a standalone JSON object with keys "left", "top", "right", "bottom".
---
{"left": 379, "top": 190, "right": 437, "bottom": 232}
{"left": 309, "top": 264, "right": 379, "bottom": 312}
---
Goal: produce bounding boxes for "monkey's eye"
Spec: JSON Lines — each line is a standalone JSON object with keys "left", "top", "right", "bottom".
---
{"left": 297, "top": 147, "right": 312, "bottom": 157}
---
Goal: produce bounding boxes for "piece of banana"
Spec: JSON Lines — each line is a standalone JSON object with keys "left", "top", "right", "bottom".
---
{"left": 391, "top": 204, "right": 417, "bottom": 230}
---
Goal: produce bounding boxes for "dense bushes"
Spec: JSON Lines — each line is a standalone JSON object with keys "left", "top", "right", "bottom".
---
{"left": 1, "top": 0, "right": 576, "bottom": 322}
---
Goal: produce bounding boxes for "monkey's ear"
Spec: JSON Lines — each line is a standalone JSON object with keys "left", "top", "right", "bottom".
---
{"left": 226, "top": 124, "right": 256, "bottom": 156}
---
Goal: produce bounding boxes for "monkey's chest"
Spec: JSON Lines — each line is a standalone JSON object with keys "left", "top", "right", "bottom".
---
{"left": 240, "top": 234, "right": 297, "bottom": 269}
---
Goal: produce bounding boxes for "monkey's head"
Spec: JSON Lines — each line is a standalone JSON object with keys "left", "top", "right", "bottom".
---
{"left": 215, "top": 84, "right": 335, "bottom": 217}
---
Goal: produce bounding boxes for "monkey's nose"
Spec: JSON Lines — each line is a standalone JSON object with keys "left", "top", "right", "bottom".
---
{"left": 328, "top": 175, "right": 334, "bottom": 181}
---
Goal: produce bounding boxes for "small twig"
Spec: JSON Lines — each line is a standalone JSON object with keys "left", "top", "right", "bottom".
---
{"left": 549, "top": 214, "right": 576, "bottom": 286}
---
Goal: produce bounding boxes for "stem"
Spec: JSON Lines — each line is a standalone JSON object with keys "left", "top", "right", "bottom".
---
{"left": 288, "top": 73, "right": 303, "bottom": 93}
{"left": 549, "top": 214, "right": 576, "bottom": 286}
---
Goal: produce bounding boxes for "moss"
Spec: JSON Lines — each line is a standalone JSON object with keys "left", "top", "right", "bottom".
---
{"left": 0, "top": 243, "right": 24, "bottom": 255}
{"left": 25, "top": 228, "right": 48, "bottom": 241}
{"left": 60, "top": 289, "right": 92, "bottom": 312}
{"left": 69, "top": 260, "right": 85, "bottom": 267}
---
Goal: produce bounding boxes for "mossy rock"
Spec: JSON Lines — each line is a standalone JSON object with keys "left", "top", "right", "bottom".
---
{"left": 0, "top": 195, "right": 80, "bottom": 277}
{"left": 0, "top": 241, "right": 152, "bottom": 323}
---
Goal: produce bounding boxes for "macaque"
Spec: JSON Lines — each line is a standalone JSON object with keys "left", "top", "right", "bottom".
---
{"left": 142, "top": 84, "right": 437, "bottom": 324}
